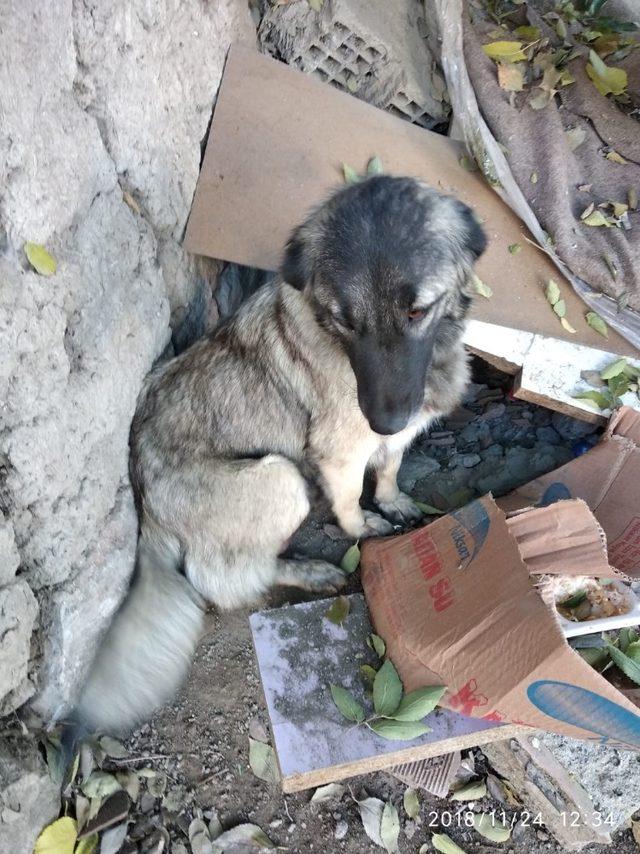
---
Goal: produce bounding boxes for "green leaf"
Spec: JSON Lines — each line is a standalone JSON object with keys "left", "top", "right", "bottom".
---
{"left": 380, "top": 802, "right": 400, "bottom": 853}
{"left": 413, "top": 501, "right": 444, "bottom": 515}
{"left": 586, "top": 49, "right": 627, "bottom": 96}
{"left": 367, "top": 156, "right": 383, "bottom": 176}
{"left": 573, "top": 390, "right": 611, "bottom": 410}
{"left": 553, "top": 298, "right": 567, "bottom": 318}
{"left": 390, "top": 686, "right": 446, "bottom": 721}
{"left": 626, "top": 642, "right": 640, "bottom": 663}
{"left": 472, "top": 812, "right": 512, "bottom": 842}
{"left": 586, "top": 311, "right": 609, "bottom": 338}
{"left": 432, "top": 832, "right": 468, "bottom": 853}
{"left": 340, "top": 543, "right": 360, "bottom": 574}
{"left": 450, "top": 780, "right": 487, "bottom": 800}
{"left": 482, "top": 41, "right": 527, "bottom": 62}
{"left": 369, "top": 719, "right": 431, "bottom": 740}
{"left": 600, "top": 358, "right": 628, "bottom": 380}
{"left": 249, "top": 738, "right": 280, "bottom": 783}
{"left": 360, "top": 664, "right": 377, "bottom": 686}
{"left": 560, "top": 591, "right": 587, "bottom": 608}
{"left": 545, "top": 279, "right": 560, "bottom": 305}
{"left": 620, "top": 627, "right": 638, "bottom": 652}
{"left": 34, "top": 817, "right": 77, "bottom": 854}
{"left": 578, "top": 647, "right": 610, "bottom": 668}
{"left": 325, "top": 595, "right": 350, "bottom": 625}
{"left": 403, "top": 787, "right": 420, "bottom": 818}
{"left": 308, "top": 0, "right": 324, "bottom": 10}
{"left": 368, "top": 633, "right": 386, "bottom": 658}
{"left": 373, "top": 659, "right": 403, "bottom": 717}
{"left": 606, "top": 643, "right": 640, "bottom": 686}
{"left": 342, "top": 163, "right": 360, "bottom": 184}
{"left": 81, "top": 771, "right": 121, "bottom": 800}
{"left": 508, "top": 243, "right": 522, "bottom": 254}
{"left": 472, "top": 274, "right": 492, "bottom": 299}
{"left": 24, "top": 242, "right": 57, "bottom": 276}
{"left": 74, "top": 835, "right": 98, "bottom": 854}
{"left": 330, "top": 684, "right": 365, "bottom": 722}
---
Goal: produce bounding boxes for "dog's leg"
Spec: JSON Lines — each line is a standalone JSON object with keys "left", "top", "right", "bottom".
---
{"left": 273, "top": 558, "right": 347, "bottom": 593}
{"left": 373, "top": 448, "right": 424, "bottom": 525}
{"left": 318, "top": 456, "right": 394, "bottom": 538}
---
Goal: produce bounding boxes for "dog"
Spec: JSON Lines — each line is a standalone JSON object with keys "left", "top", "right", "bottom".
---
{"left": 78, "top": 176, "right": 486, "bottom": 732}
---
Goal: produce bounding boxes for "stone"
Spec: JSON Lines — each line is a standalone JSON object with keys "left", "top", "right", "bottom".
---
{"left": 0, "top": 732, "right": 60, "bottom": 854}
{"left": 334, "top": 820, "right": 348, "bottom": 840}
{"left": 461, "top": 454, "right": 482, "bottom": 468}
{"left": 0, "top": 0, "right": 256, "bottom": 722}
{"left": 551, "top": 412, "right": 596, "bottom": 441}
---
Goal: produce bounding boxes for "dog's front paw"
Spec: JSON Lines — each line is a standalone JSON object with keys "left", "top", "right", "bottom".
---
{"left": 375, "top": 492, "right": 424, "bottom": 526}
{"left": 295, "top": 559, "right": 348, "bottom": 593}
{"left": 357, "top": 510, "right": 395, "bottom": 539}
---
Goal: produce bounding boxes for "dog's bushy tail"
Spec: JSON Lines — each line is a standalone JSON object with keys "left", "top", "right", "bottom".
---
{"left": 77, "top": 527, "right": 205, "bottom": 734}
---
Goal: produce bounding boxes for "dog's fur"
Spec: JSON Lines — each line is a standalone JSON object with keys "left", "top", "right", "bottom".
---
{"left": 78, "top": 176, "right": 486, "bottom": 732}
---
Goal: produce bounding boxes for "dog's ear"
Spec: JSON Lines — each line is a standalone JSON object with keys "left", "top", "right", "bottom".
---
{"left": 457, "top": 203, "right": 488, "bottom": 261}
{"left": 281, "top": 225, "right": 314, "bottom": 290}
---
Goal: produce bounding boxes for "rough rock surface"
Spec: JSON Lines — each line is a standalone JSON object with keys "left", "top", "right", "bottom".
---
{"left": 0, "top": 0, "right": 255, "bottom": 720}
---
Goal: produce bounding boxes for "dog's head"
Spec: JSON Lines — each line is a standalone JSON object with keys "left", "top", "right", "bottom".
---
{"left": 281, "top": 176, "right": 487, "bottom": 435}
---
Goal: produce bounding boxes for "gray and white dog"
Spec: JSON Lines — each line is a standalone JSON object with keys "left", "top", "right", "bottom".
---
{"left": 78, "top": 176, "right": 486, "bottom": 732}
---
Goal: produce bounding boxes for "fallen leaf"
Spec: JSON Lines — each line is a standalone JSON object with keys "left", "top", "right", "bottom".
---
{"left": 459, "top": 155, "right": 477, "bottom": 172}
{"left": 249, "top": 738, "right": 279, "bottom": 783}
{"left": 368, "top": 719, "right": 431, "bottom": 740}
{"left": 586, "top": 311, "right": 609, "bottom": 338}
{"left": 530, "top": 171, "right": 538, "bottom": 184}
{"left": 586, "top": 49, "right": 628, "bottom": 96}
{"left": 582, "top": 210, "right": 613, "bottom": 227}
{"left": 340, "top": 543, "right": 360, "bottom": 574}
{"left": 482, "top": 41, "right": 527, "bottom": 62}
{"left": 580, "top": 202, "right": 595, "bottom": 220}
{"left": 472, "top": 812, "right": 512, "bottom": 842}
{"left": 74, "top": 834, "right": 98, "bottom": 854}
{"left": 75, "top": 795, "right": 91, "bottom": 833}
{"left": 612, "top": 202, "right": 629, "bottom": 218}
{"left": 147, "top": 770, "right": 167, "bottom": 798}
{"left": 560, "top": 317, "right": 577, "bottom": 334}
{"left": 342, "top": 163, "right": 360, "bottom": 184}
{"left": 606, "top": 150, "right": 628, "bottom": 164}
{"left": 373, "top": 659, "right": 403, "bottom": 717}
{"left": 81, "top": 771, "right": 121, "bottom": 801}
{"left": 357, "top": 798, "right": 385, "bottom": 848}
{"left": 565, "top": 127, "right": 587, "bottom": 151}
{"left": 545, "top": 279, "right": 560, "bottom": 305}
{"left": 325, "top": 595, "right": 350, "bottom": 625}
{"left": 573, "top": 390, "right": 611, "bottom": 410}
{"left": 330, "top": 684, "right": 365, "bottom": 722}
{"left": 25, "top": 242, "right": 57, "bottom": 276}
{"left": 213, "top": 823, "right": 275, "bottom": 850}
{"left": 508, "top": 243, "right": 521, "bottom": 254}
{"left": 497, "top": 63, "right": 524, "bottom": 91}
{"left": 529, "top": 89, "right": 554, "bottom": 110}
{"left": 115, "top": 770, "right": 140, "bottom": 803}
{"left": 600, "top": 358, "right": 628, "bottom": 380}
{"left": 414, "top": 501, "right": 444, "bottom": 515}
{"left": 602, "top": 254, "right": 618, "bottom": 279}
{"left": 553, "top": 298, "right": 566, "bottom": 318}
{"left": 99, "top": 736, "right": 128, "bottom": 759}
{"left": 308, "top": 0, "right": 324, "bottom": 11}
{"left": 34, "top": 817, "right": 77, "bottom": 854}
{"left": 485, "top": 773, "right": 521, "bottom": 806}
{"left": 390, "top": 686, "right": 446, "bottom": 721}
{"left": 368, "top": 633, "right": 386, "bottom": 658}
{"left": 515, "top": 25, "right": 540, "bottom": 41}
{"left": 451, "top": 780, "right": 487, "bottom": 800}
{"left": 432, "top": 833, "right": 468, "bottom": 854}
{"left": 122, "top": 190, "right": 141, "bottom": 215}
{"left": 311, "top": 782, "right": 345, "bottom": 802}
{"left": 629, "top": 187, "right": 638, "bottom": 210}
{"left": 403, "top": 788, "right": 420, "bottom": 819}
{"left": 99, "top": 823, "right": 128, "bottom": 854}
{"left": 472, "top": 274, "right": 493, "bottom": 299}
{"left": 367, "top": 156, "right": 383, "bottom": 176}
{"left": 380, "top": 802, "right": 400, "bottom": 853}
{"left": 360, "top": 664, "right": 377, "bottom": 686}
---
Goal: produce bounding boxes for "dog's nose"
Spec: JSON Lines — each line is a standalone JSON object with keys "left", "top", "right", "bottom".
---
{"left": 367, "top": 411, "right": 411, "bottom": 436}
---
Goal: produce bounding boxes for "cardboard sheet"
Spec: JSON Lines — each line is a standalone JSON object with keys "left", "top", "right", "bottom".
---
{"left": 361, "top": 495, "right": 640, "bottom": 750}
{"left": 500, "top": 406, "right": 640, "bottom": 578}
{"left": 185, "top": 46, "right": 635, "bottom": 358}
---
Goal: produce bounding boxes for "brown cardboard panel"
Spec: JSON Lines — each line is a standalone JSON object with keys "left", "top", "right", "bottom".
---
{"left": 361, "top": 496, "right": 640, "bottom": 749}
{"left": 185, "top": 46, "right": 636, "bottom": 357}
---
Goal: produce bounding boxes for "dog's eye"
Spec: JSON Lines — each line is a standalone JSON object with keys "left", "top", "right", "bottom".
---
{"left": 407, "top": 308, "right": 428, "bottom": 322}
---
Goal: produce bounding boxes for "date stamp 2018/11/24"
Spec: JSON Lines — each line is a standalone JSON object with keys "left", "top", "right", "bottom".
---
{"left": 425, "top": 809, "right": 616, "bottom": 829}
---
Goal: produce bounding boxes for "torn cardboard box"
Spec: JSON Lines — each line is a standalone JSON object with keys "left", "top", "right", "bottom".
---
{"left": 361, "top": 493, "right": 640, "bottom": 751}
{"left": 184, "top": 46, "right": 639, "bottom": 420}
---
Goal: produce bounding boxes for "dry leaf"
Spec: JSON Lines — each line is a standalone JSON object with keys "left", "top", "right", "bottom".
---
{"left": 249, "top": 738, "right": 280, "bottom": 783}
{"left": 545, "top": 279, "right": 560, "bottom": 305}
{"left": 342, "top": 163, "right": 360, "bottom": 184}
{"left": 450, "top": 780, "right": 487, "bottom": 800}
{"left": 308, "top": 0, "right": 324, "bottom": 10}
{"left": 380, "top": 802, "right": 400, "bottom": 853}
{"left": 311, "top": 783, "right": 345, "bottom": 803}
{"left": 586, "top": 311, "right": 609, "bottom": 338}
{"left": 606, "top": 150, "right": 628, "bottom": 164}
{"left": 367, "top": 156, "right": 383, "bottom": 176}
{"left": 432, "top": 834, "right": 467, "bottom": 854}
{"left": 340, "top": 543, "right": 360, "bottom": 574}
{"left": 530, "top": 171, "right": 538, "bottom": 184}
{"left": 403, "top": 788, "right": 420, "bottom": 819}
{"left": 553, "top": 298, "right": 566, "bottom": 318}
{"left": 325, "top": 595, "right": 350, "bottom": 625}
{"left": 529, "top": 89, "right": 553, "bottom": 110}
{"left": 586, "top": 49, "right": 627, "bottom": 96}
{"left": 561, "top": 317, "right": 577, "bottom": 334}
{"left": 508, "top": 243, "right": 521, "bottom": 254}
{"left": 459, "top": 155, "right": 477, "bottom": 172}
{"left": 629, "top": 187, "right": 638, "bottom": 210}
{"left": 122, "top": 191, "right": 141, "bottom": 214}
{"left": 472, "top": 812, "right": 511, "bottom": 842}
{"left": 34, "top": 817, "right": 77, "bottom": 854}
{"left": 583, "top": 210, "right": 613, "bottom": 227}
{"left": 497, "top": 63, "right": 524, "bottom": 91}
{"left": 472, "top": 274, "right": 492, "bottom": 299}
{"left": 213, "top": 823, "right": 275, "bottom": 849}
{"left": 483, "top": 41, "right": 527, "bottom": 62}
{"left": 357, "top": 798, "right": 385, "bottom": 849}
{"left": 24, "top": 242, "right": 57, "bottom": 276}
